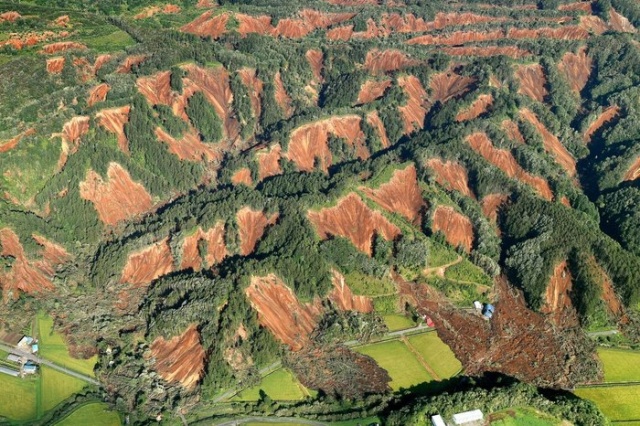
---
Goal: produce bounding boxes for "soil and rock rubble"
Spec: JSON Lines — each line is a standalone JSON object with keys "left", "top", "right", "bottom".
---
{"left": 356, "top": 78, "right": 391, "bottom": 105}
{"left": 364, "top": 49, "right": 419, "bottom": 74}
{"left": 398, "top": 75, "right": 429, "bottom": 134}
{"left": 431, "top": 206, "right": 474, "bottom": 253}
{"left": 134, "top": 4, "right": 181, "bottom": 20}
{"left": 120, "top": 238, "right": 173, "bottom": 287}
{"left": 426, "top": 158, "right": 475, "bottom": 198}
{"left": 558, "top": 47, "right": 592, "bottom": 93}
{"left": 236, "top": 207, "right": 278, "bottom": 256}
{"left": 231, "top": 168, "right": 253, "bottom": 186}
{"left": 256, "top": 144, "right": 282, "bottom": 180}
{"left": 515, "top": 63, "right": 548, "bottom": 103}
{"left": 179, "top": 224, "right": 227, "bottom": 271}
{"left": 95, "top": 106, "right": 130, "bottom": 152}
{"left": 430, "top": 71, "right": 475, "bottom": 104}
{"left": 149, "top": 325, "right": 205, "bottom": 390}
{"left": 456, "top": 94, "right": 493, "bottom": 122}
{"left": 155, "top": 127, "right": 221, "bottom": 162}
{"left": 541, "top": 261, "right": 577, "bottom": 326}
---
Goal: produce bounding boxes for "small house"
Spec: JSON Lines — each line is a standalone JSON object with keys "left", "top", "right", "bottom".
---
{"left": 17, "top": 336, "right": 34, "bottom": 349}
{"left": 452, "top": 409, "right": 484, "bottom": 425}
{"left": 23, "top": 362, "right": 37, "bottom": 375}
{"left": 31, "top": 344, "right": 38, "bottom": 354}
{"left": 431, "top": 414, "right": 446, "bottom": 426}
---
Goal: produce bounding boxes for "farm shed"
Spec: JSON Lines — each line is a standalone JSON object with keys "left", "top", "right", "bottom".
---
{"left": 0, "top": 366, "right": 20, "bottom": 377}
{"left": 453, "top": 409, "right": 484, "bottom": 425}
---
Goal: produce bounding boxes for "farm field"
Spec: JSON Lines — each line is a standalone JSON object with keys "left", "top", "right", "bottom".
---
{"left": 575, "top": 385, "right": 640, "bottom": 422}
{"left": 54, "top": 402, "right": 121, "bottom": 426}
{"left": 356, "top": 340, "right": 432, "bottom": 391}
{"left": 383, "top": 314, "right": 416, "bottom": 331}
{"left": 597, "top": 348, "right": 640, "bottom": 382}
{"left": 489, "top": 407, "right": 560, "bottom": 425}
{"left": 233, "top": 368, "right": 311, "bottom": 401}
{"left": 41, "top": 366, "right": 88, "bottom": 412}
{"left": 0, "top": 373, "right": 38, "bottom": 421}
{"left": 407, "top": 332, "right": 462, "bottom": 379}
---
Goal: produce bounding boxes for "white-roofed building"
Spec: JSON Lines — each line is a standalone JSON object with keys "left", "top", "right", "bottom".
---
{"left": 452, "top": 409, "right": 484, "bottom": 425}
{"left": 431, "top": 414, "right": 447, "bottom": 426}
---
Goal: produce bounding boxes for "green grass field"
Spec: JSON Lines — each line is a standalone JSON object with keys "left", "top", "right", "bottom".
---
{"left": 345, "top": 271, "right": 395, "bottom": 296}
{"left": 575, "top": 385, "right": 640, "bottom": 421}
{"left": 427, "top": 240, "right": 459, "bottom": 268}
{"left": 356, "top": 340, "right": 432, "bottom": 391}
{"left": 444, "top": 258, "right": 493, "bottom": 286}
{"left": 490, "top": 407, "right": 559, "bottom": 425}
{"left": 54, "top": 402, "right": 121, "bottom": 426}
{"left": 41, "top": 367, "right": 88, "bottom": 412}
{"left": 407, "top": 332, "right": 462, "bottom": 379}
{"left": 234, "top": 368, "right": 310, "bottom": 401}
{"left": 598, "top": 348, "right": 640, "bottom": 382}
{"left": 0, "top": 373, "right": 38, "bottom": 421}
{"left": 383, "top": 314, "right": 416, "bottom": 331}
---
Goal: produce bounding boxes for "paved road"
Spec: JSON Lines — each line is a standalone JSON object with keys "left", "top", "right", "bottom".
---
{"left": 0, "top": 342, "right": 101, "bottom": 386}
{"left": 213, "top": 416, "right": 327, "bottom": 426}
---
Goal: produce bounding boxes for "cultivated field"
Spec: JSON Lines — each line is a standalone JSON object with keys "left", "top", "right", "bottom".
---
{"left": 37, "top": 314, "right": 97, "bottom": 376}
{"left": 234, "top": 368, "right": 311, "bottom": 401}
{"left": 575, "top": 385, "right": 640, "bottom": 422}
{"left": 0, "top": 374, "right": 37, "bottom": 421}
{"left": 41, "top": 366, "right": 87, "bottom": 412}
{"left": 407, "top": 332, "right": 462, "bottom": 379}
{"left": 54, "top": 402, "right": 121, "bottom": 426}
{"left": 489, "top": 407, "right": 560, "bottom": 425}
{"left": 597, "top": 348, "right": 640, "bottom": 382}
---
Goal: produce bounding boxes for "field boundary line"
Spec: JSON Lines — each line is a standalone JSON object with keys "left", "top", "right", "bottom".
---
{"left": 577, "top": 381, "right": 640, "bottom": 388}
{"left": 401, "top": 336, "right": 441, "bottom": 381}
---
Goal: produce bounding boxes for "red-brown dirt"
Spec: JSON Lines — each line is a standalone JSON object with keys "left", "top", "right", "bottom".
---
{"left": 231, "top": 168, "right": 253, "bottom": 186}
{"left": 579, "top": 15, "right": 609, "bottom": 34}
{"left": 306, "top": 49, "right": 323, "bottom": 83}
{"left": 0, "top": 30, "right": 71, "bottom": 51}
{"left": 46, "top": 57, "right": 65, "bottom": 74}
{"left": 507, "top": 26, "right": 589, "bottom": 40}
{"left": 56, "top": 116, "right": 90, "bottom": 146}
{"left": 79, "top": 162, "right": 153, "bottom": 226}
{"left": 0, "top": 229, "right": 68, "bottom": 301}
{"left": 329, "top": 270, "right": 373, "bottom": 313}
{"left": 380, "top": 12, "right": 433, "bottom": 32}
{"left": 366, "top": 111, "right": 391, "bottom": 148}
{"left": 609, "top": 8, "right": 636, "bottom": 33}
{"left": 430, "top": 71, "right": 475, "bottom": 104}
{"left": 481, "top": 193, "right": 508, "bottom": 223}
{"left": 155, "top": 127, "right": 220, "bottom": 162}
{"left": 559, "top": 2, "right": 593, "bottom": 12}
{"left": 134, "top": 4, "right": 181, "bottom": 19}
{"left": 96, "top": 106, "right": 130, "bottom": 153}
{"left": 0, "top": 11, "right": 21, "bottom": 22}
{"left": 0, "top": 128, "right": 35, "bottom": 153}
{"left": 407, "top": 29, "right": 504, "bottom": 46}
{"left": 363, "top": 49, "right": 419, "bottom": 74}
{"left": 426, "top": 158, "right": 475, "bottom": 198}
{"left": 466, "top": 132, "right": 553, "bottom": 200}
{"left": 180, "top": 224, "right": 227, "bottom": 271}
{"left": 307, "top": 193, "right": 400, "bottom": 255}
{"left": 623, "top": 156, "right": 640, "bottom": 182}
{"left": 196, "top": 0, "right": 214, "bottom": 7}
{"left": 116, "top": 55, "right": 146, "bottom": 73}
{"left": 326, "top": 0, "right": 378, "bottom": 4}
{"left": 87, "top": 83, "right": 110, "bottom": 107}
{"left": 583, "top": 105, "right": 620, "bottom": 143}
{"left": 120, "top": 238, "right": 173, "bottom": 287}
{"left": 52, "top": 15, "right": 70, "bottom": 27}
{"left": 287, "top": 115, "right": 369, "bottom": 172}
{"left": 515, "top": 63, "right": 548, "bottom": 103}
{"left": 137, "top": 70, "right": 174, "bottom": 106}
{"left": 520, "top": 108, "right": 576, "bottom": 177}
{"left": 93, "top": 54, "right": 113, "bottom": 74}
{"left": 237, "top": 68, "right": 263, "bottom": 118}
{"left": 356, "top": 78, "right": 391, "bottom": 105}
{"left": 236, "top": 14, "right": 273, "bottom": 37}
{"left": 181, "top": 11, "right": 229, "bottom": 39}
{"left": 502, "top": 119, "right": 526, "bottom": 144}
{"left": 236, "top": 207, "right": 278, "bottom": 256}
{"left": 441, "top": 46, "right": 531, "bottom": 59}
{"left": 398, "top": 75, "right": 429, "bottom": 134}
{"left": 360, "top": 164, "right": 424, "bottom": 223}
{"left": 326, "top": 25, "right": 354, "bottom": 41}
{"left": 541, "top": 261, "right": 575, "bottom": 324}
{"left": 277, "top": 10, "right": 356, "bottom": 38}
{"left": 256, "top": 144, "right": 282, "bottom": 180}
{"left": 456, "top": 94, "right": 493, "bottom": 122}
{"left": 558, "top": 47, "right": 592, "bottom": 93}
{"left": 432, "top": 206, "right": 473, "bottom": 253}
{"left": 246, "top": 274, "right": 322, "bottom": 351}
{"left": 41, "top": 41, "right": 87, "bottom": 54}
{"left": 586, "top": 257, "right": 623, "bottom": 317}
{"left": 433, "top": 11, "right": 507, "bottom": 29}
{"left": 150, "top": 325, "right": 205, "bottom": 390}
{"left": 273, "top": 71, "right": 294, "bottom": 118}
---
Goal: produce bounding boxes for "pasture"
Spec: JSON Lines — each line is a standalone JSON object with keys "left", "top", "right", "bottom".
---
{"left": 489, "top": 407, "right": 559, "bottom": 425}
{"left": 575, "top": 385, "right": 640, "bottom": 422}
{"left": 54, "top": 402, "right": 121, "bottom": 426}
{"left": 0, "top": 373, "right": 37, "bottom": 421}
{"left": 383, "top": 314, "right": 416, "bottom": 331}
{"left": 407, "top": 332, "right": 462, "bottom": 379}
{"left": 597, "top": 348, "right": 640, "bottom": 382}
{"left": 234, "top": 368, "right": 310, "bottom": 401}
{"left": 41, "top": 366, "right": 88, "bottom": 412}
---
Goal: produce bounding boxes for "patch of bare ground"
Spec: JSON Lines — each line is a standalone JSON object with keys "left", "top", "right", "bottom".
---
{"left": 231, "top": 168, "right": 253, "bottom": 186}
{"left": 432, "top": 206, "right": 474, "bottom": 253}
{"left": 306, "top": 49, "right": 323, "bottom": 83}
{"left": 116, "top": 55, "right": 146, "bottom": 73}
{"left": 329, "top": 270, "right": 373, "bottom": 313}
{"left": 236, "top": 207, "right": 278, "bottom": 256}
{"left": 134, "top": 4, "right": 181, "bottom": 19}
{"left": 87, "top": 83, "right": 110, "bottom": 107}
{"left": 95, "top": 106, "right": 130, "bottom": 152}
{"left": 408, "top": 29, "right": 504, "bottom": 46}
{"left": 507, "top": 26, "right": 589, "bottom": 40}
{"left": 579, "top": 15, "right": 609, "bottom": 34}
{"left": 356, "top": 78, "right": 391, "bottom": 105}
{"left": 326, "top": 25, "right": 353, "bottom": 41}
{"left": 53, "top": 116, "right": 90, "bottom": 169}
{"left": 481, "top": 193, "right": 508, "bottom": 223}
{"left": 237, "top": 68, "right": 263, "bottom": 118}
{"left": 398, "top": 75, "right": 429, "bottom": 134}
{"left": 456, "top": 94, "right": 493, "bottom": 122}
{"left": 541, "top": 261, "right": 578, "bottom": 326}
{"left": 430, "top": 71, "right": 475, "bottom": 103}
{"left": 120, "top": 238, "right": 173, "bottom": 288}
{"left": 0, "top": 129, "right": 35, "bottom": 153}
{"left": 235, "top": 14, "right": 273, "bottom": 37}
{"left": 0, "top": 11, "right": 21, "bottom": 22}
{"left": 515, "top": 63, "right": 548, "bottom": 102}
{"left": 41, "top": 41, "right": 87, "bottom": 54}
{"left": 559, "top": 2, "right": 593, "bottom": 13}
{"left": 180, "top": 11, "right": 229, "bottom": 39}
{"left": 558, "top": 47, "right": 592, "bottom": 93}
{"left": 360, "top": 164, "right": 424, "bottom": 223}
{"left": 149, "top": 325, "right": 205, "bottom": 389}
{"left": 180, "top": 223, "right": 227, "bottom": 271}
{"left": 273, "top": 71, "right": 294, "bottom": 118}
{"left": 609, "top": 8, "right": 637, "bottom": 33}
{"left": 307, "top": 193, "right": 400, "bottom": 255}
{"left": 256, "top": 144, "right": 282, "bottom": 180}
{"left": 364, "top": 49, "right": 419, "bottom": 74}
{"left": 79, "top": 162, "right": 153, "bottom": 226}
{"left": 46, "top": 56, "right": 65, "bottom": 74}
{"left": 502, "top": 119, "right": 525, "bottom": 144}
{"left": 426, "top": 158, "right": 475, "bottom": 198}
{"left": 520, "top": 108, "right": 576, "bottom": 177}
{"left": 583, "top": 106, "right": 620, "bottom": 143}
{"left": 586, "top": 257, "right": 623, "bottom": 317}
{"left": 155, "top": 127, "right": 220, "bottom": 162}
{"left": 366, "top": 111, "right": 391, "bottom": 148}
{"left": 442, "top": 46, "right": 531, "bottom": 58}
{"left": 466, "top": 132, "right": 553, "bottom": 200}
{"left": 623, "top": 156, "right": 640, "bottom": 182}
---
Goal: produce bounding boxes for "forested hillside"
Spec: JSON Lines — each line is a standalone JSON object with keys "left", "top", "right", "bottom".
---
{"left": 0, "top": 0, "right": 639, "bottom": 423}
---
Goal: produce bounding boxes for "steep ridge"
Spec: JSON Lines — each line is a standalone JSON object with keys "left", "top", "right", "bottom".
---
{"left": 426, "top": 158, "right": 475, "bottom": 198}
{"left": 432, "top": 206, "right": 474, "bottom": 253}
{"left": 609, "top": 8, "right": 636, "bottom": 33}
{"left": 149, "top": 325, "right": 205, "bottom": 390}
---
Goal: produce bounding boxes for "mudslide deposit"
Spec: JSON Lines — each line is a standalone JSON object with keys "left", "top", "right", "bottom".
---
{"left": 541, "top": 261, "right": 575, "bottom": 324}
{"left": 364, "top": 49, "right": 419, "bottom": 74}
{"left": 155, "top": 128, "right": 220, "bottom": 162}
{"left": 366, "top": 111, "right": 391, "bottom": 148}
{"left": 87, "top": 83, "right": 110, "bottom": 107}
{"left": 95, "top": 106, "right": 130, "bottom": 152}
{"left": 583, "top": 106, "right": 619, "bottom": 143}
{"left": 231, "top": 168, "right": 253, "bottom": 186}
{"left": 430, "top": 71, "right": 475, "bottom": 104}
{"left": 398, "top": 75, "right": 428, "bottom": 134}
{"left": 515, "top": 63, "right": 548, "bottom": 102}
{"left": 236, "top": 207, "right": 278, "bottom": 256}
{"left": 520, "top": 109, "right": 576, "bottom": 176}
{"left": 432, "top": 206, "right": 473, "bottom": 253}
{"left": 356, "top": 78, "right": 391, "bottom": 105}
{"left": 274, "top": 71, "right": 294, "bottom": 118}
{"left": 558, "top": 47, "right": 592, "bottom": 93}
{"left": 426, "top": 158, "right": 474, "bottom": 198}
{"left": 329, "top": 270, "right": 373, "bottom": 313}
{"left": 120, "top": 239, "right": 173, "bottom": 287}
{"left": 256, "top": 144, "right": 282, "bottom": 180}
{"left": 150, "top": 325, "right": 205, "bottom": 389}
{"left": 456, "top": 94, "right": 493, "bottom": 122}
{"left": 180, "top": 224, "right": 227, "bottom": 271}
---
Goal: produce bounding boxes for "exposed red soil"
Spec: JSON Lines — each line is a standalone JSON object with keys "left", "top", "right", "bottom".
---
{"left": 0, "top": 11, "right": 21, "bottom": 22}
{"left": 560, "top": 196, "right": 571, "bottom": 207}
{"left": 236, "top": 207, "right": 278, "bottom": 256}
{"left": 116, "top": 55, "right": 146, "bottom": 74}
{"left": 515, "top": 63, "right": 548, "bottom": 103}
{"left": 137, "top": 71, "right": 174, "bottom": 106}
{"left": 72, "top": 57, "right": 96, "bottom": 83}
{"left": 363, "top": 49, "right": 419, "bottom": 74}
{"left": 466, "top": 132, "right": 553, "bottom": 200}
{"left": 41, "top": 41, "right": 87, "bottom": 54}
{"left": 56, "top": 116, "right": 90, "bottom": 146}
{"left": 609, "top": 8, "right": 637, "bottom": 33}
{"left": 46, "top": 56, "right": 65, "bottom": 74}
{"left": 180, "top": 223, "right": 227, "bottom": 271}
{"left": 433, "top": 11, "right": 507, "bottom": 29}
{"left": 398, "top": 75, "right": 429, "bottom": 134}
{"left": 326, "top": 0, "right": 378, "bottom": 4}
{"left": 586, "top": 257, "right": 623, "bottom": 317}
{"left": 181, "top": 11, "right": 229, "bottom": 39}
{"left": 287, "top": 115, "right": 369, "bottom": 172}
{"left": 306, "top": 49, "right": 324, "bottom": 83}
{"left": 237, "top": 68, "right": 263, "bottom": 118}
{"left": 329, "top": 270, "right": 373, "bottom": 313}
{"left": 558, "top": 47, "right": 592, "bottom": 93}
{"left": 93, "top": 54, "right": 113, "bottom": 74}
{"left": 275, "top": 10, "right": 356, "bottom": 38}
{"left": 366, "top": 111, "right": 391, "bottom": 148}
{"left": 541, "top": 261, "right": 575, "bottom": 324}
{"left": 559, "top": 2, "right": 592, "bottom": 12}
{"left": 0, "top": 128, "right": 35, "bottom": 153}
{"left": 307, "top": 193, "right": 400, "bottom": 255}
{"left": 378, "top": 12, "right": 433, "bottom": 33}
{"left": 0, "top": 229, "right": 69, "bottom": 301}
{"left": 502, "top": 119, "right": 526, "bottom": 144}
{"left": 52, "top": 15, "right": 70, "bottom": 27}
{"left": 326, "top": 25, "right": 353, "bottom": 41}
{"left": 196, "top": 0, "right": 214, "bottom": 7}
{"left": 155, "top": 127, "right": 220, "bottom": 162}
{"left": 273, "top": 71, "right": 294, "bottom": 118}
{"left": 432, "top": 206, "right": 473, "bottom": 253}
{"left": 408, "top": 29, "right": 504, "bottom": 46}
{"left": 134, "top": 4, "right": 181, "bottom": 19}
{"left": 120, "top": 238, "right": 173, "bottom": 287}
{"left": 430, "top": 71, "right": 475, "bottom": 104}
{"left": 579, "top": 15, "right": 609, "bottom": 34}
{"left": 456, "top": 94, "right": 493, "bottom": 122}
{"left": 0, "top": 29, "right": 72, "bottom": 51}
{"left": 442, "top": 46, "right": 531, "bottom": 59}
{"left": 87, "top": 83, "right": 110, "bottom": 107}
{"left": 520, "top": 108, "right": 576, "bottom": 177}
{"left": 150, "top": 325, "right": 205, "bottom": 390}
{"left": 583, "top": 105, "right": 620, "bottom": 143}
{"left": 96, "top": 106, "right": 130, "bottom": 153}
{"left": 426, "top": 158, "right": 474, "bottom": 198}
{"left": 360, "top": 164, "right": 424, "bottom": 224}
{"left": 236, "top": 14, "right": 273, "bottom": 37}
{"left": 231, "top": 168, "right": 253, "bottom": 186}
{"left": 356, "top": 78, "right": 391, "bottom": 105}
{"left": 507, "top": 26, "right": 589, "bottom": 40}
{"left": 623, "top": 156, "right": 640, "bottom": 182}
{"left": 246, "top": 274, "right": 322, "bottom": 351}
{"left": 256, "top": 144, "right": 282, "bottom": 180}
{"left": 79, "top": 162, "right": 153, "bottom": 226}
{"left": 481, "top": 193, "right": 508, "bottom": 223}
